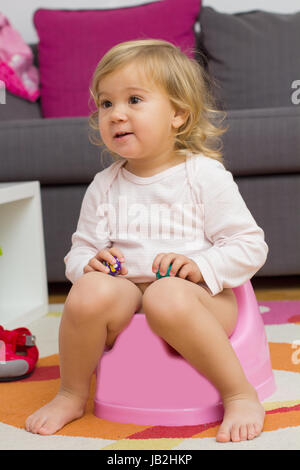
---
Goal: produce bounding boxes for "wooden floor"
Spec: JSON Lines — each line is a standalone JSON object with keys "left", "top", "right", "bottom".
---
{"left": 48, "top": 276, "right": 300, "bottom": 304}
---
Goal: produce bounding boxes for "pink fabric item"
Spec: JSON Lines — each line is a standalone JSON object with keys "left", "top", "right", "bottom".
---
{"left": 0, "top": 12, "right": 40, "bottom": 102}
{"left": 33, "top": 0, "right": 201, "bottom": 118}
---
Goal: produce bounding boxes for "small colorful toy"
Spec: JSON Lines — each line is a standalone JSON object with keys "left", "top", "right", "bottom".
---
{"left": 102, "top": 257, "right": 122, "bottom": 276}
{"left": 156, "top": 263, "right": 173, "bottom": 279}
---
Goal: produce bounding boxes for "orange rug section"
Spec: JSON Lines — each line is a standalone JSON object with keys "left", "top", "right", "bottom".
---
{"left": 1, "top": 345, "right": 299, "bottom": 441}
{"left": 268, "top": 342, "right": 300, "bottom": 373}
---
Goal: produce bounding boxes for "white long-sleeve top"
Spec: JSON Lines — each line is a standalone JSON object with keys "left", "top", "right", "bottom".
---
{"left": 64, "top": 153, "right": 268, "bottom": 295}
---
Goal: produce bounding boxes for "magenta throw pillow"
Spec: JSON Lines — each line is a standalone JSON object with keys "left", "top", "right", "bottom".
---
{"left": 33, "top": 0, "right": 201, "bottom": 118}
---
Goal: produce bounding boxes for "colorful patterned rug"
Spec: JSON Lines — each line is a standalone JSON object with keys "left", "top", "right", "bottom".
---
{"left": 0, "top": 301, "right": 300, "bottom": 450}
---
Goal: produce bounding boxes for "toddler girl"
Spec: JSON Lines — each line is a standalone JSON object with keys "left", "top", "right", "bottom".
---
{"left": 25, "top": 39, "right": 268, "bottom": 442}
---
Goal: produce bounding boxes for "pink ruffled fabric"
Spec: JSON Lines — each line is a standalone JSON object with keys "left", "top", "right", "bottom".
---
{"left": 0, "top": 12, "right": 39, "bottom": 102}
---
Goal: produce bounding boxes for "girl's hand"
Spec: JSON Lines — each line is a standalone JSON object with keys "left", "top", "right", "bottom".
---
{"left": 152, "top": 252, "right": 204, "bottom": 284}
{"left": 83, "top": 248, "right": 128, "bottom": 275}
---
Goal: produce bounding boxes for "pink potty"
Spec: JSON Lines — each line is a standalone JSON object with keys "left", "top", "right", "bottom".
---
{"left": 94, "top": 280, "right": 276, "bottom": 426}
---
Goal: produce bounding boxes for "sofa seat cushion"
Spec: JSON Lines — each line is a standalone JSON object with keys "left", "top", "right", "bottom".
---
{"left": 198, "top": 7, "right": 300, "bottom": 110}
{"left": 1, "top": 105, "right": 299, "bottom": 182}
{"left": 222, "top": 106, "right": 300, "bottom": 175}
{"left": 0, "top": 117, "right": 113, "bottom": 184}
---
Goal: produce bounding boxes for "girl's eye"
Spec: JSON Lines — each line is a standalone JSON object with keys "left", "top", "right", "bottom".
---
{"left": 99, "top": 96, "right": 141, "bottom": 109}
{"left": 100, "top": 100, "right": 111, "bottom": 109}
{"left": 129, "top": 96, "right": 141, "bottom": 104}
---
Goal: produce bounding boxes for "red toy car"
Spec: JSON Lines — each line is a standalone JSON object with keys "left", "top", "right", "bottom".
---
{"left": 0, "top": 326, "right": 39, "bottom": 381}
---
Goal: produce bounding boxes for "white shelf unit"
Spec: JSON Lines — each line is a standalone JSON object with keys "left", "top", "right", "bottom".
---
{"left": 0, "top": 182, "right": 48, "bottom": 328}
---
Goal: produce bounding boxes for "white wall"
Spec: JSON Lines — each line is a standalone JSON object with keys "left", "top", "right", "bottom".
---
{"left": 1, "top": 0, "right": 299, "bottom": 44}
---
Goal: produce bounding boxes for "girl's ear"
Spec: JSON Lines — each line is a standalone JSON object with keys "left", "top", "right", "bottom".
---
{"left": 172, "top": 108, "right": 188, "bottom": 129}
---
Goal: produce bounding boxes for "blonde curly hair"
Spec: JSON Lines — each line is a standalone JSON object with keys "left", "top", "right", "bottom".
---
{"left": 88, "top": 39, "right": 227, "bottom": 165}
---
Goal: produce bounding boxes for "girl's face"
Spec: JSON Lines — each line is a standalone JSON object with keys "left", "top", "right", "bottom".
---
{"left": 97, "top": 62, "right": 186, "bottom": 168}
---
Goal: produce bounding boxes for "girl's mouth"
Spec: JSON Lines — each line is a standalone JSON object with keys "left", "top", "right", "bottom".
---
{"left": 114, "top": 132, "right": 134, "bottom": 140}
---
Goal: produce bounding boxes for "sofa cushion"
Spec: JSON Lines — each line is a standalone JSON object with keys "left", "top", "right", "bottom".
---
{"left": 0, "top": 117, "right": 114, "bottom": 184}
{"left": 0, "top": 91, "right": 41, "bottom": 121}
{"left": 198, "top": 7, "right": 300, "bottom": 110}
{"left": 222, "top": 106, "right": 300, "bottom": 175}
{"left": 1, "top": 105, "right": 299, "bottom": 184}
{"left": 33, "top": 0, "right": 201, "bottom": 118}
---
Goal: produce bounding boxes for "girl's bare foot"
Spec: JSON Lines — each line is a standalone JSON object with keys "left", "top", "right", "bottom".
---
{"left": 25, "top": 390, "right": 86, "bottom": 435}
{"left": 216, "top": 386, "right": 265, "bottom": 443}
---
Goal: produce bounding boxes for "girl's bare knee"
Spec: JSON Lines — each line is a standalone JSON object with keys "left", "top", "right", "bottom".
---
{"left": 63, "top": 272, "right": 118, "bottom": 324}
{"left": 64, "top": 272, "right": 141, "bottom": 331}
{"left": 142, "top": 278, "right": 186, "bottom": 327}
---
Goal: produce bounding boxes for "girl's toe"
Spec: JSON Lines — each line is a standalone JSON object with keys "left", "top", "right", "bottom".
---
{"left": 216, "top": 425, "right": 231, "bottom": 442}
{"left": 247, "top": 423, "right": 256, "bottom": 440}
{"left": 239, "top": 424, "right": 248, "bottom": 441}
{"left": 231, "top": 424, "right": 241, "bottom": 442}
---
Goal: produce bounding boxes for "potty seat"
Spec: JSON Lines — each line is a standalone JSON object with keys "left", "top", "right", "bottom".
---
{"left": 94, "top": 280, "right": 276, "bottom": 426}
{"left": 0, "top": 326, "right": 39, "bottom": 381}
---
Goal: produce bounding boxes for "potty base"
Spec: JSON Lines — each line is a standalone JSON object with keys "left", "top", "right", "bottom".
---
{"left": 94, "top": 353, "right": 275, "bottom": 426}
{"left": 94, "top": 282, "right": 276, "bottom": 426}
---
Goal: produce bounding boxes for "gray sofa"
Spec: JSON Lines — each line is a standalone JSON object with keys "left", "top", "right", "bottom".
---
{"left": 1, "top": 7, "right": 300, "bottom": 283}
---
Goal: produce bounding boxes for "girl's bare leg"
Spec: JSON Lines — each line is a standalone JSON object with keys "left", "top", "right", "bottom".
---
{"left": 25, "top": 272, "right": 142, "bottom": 435}
{"left": 142, "top": 277, "right": 265, "bottom": 443}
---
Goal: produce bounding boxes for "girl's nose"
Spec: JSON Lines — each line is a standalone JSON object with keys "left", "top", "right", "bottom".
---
{"left": 110, "top": 106, "right": 128, "bottom": 122}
